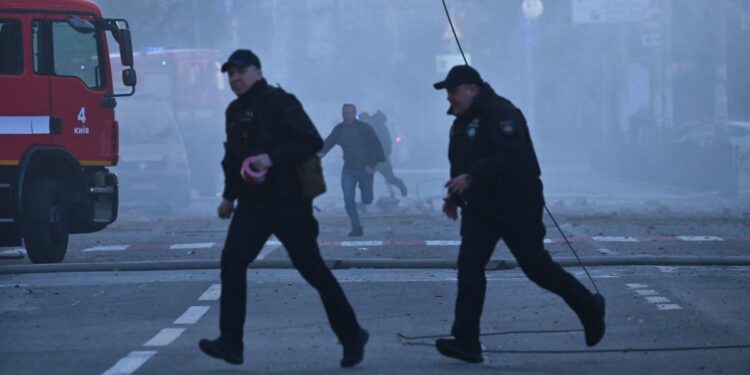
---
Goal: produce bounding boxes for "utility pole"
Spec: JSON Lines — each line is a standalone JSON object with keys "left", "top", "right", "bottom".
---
{"left": 651, "top": 0, "right": 673, "bottom": 135}
{"left": 714, "top": 0, "right": 729, "bottom": 125}
{"left": 521, "top": 0, "right": 543, "bottom": 128}
{"left": 663, "top": 0, "right": 674, "bottom": 130}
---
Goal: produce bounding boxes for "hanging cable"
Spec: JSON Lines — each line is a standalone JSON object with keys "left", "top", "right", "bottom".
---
{"left": 441, "top": 0, "right": 468, "bottom": 65}
{"left": 544, "top": 205, "right": 600, "bottom": 293}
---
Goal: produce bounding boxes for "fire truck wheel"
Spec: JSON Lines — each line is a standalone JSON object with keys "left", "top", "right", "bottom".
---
{"left": 23, "top": 179, "right": 69, "bottom": 263}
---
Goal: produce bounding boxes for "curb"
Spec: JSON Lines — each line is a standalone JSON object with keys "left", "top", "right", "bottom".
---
{"left": 2, "top": 256, "right": 750, "bottom": 275}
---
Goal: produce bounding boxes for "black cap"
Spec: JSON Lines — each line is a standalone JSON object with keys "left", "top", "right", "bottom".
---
{"left": 221, "top": 49, "right": 261, "bottom": 72}
{"left": 433, "top": 65, "right": 483, "bottom": 90}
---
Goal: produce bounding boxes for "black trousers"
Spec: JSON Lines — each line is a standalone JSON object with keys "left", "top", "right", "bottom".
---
{"left": 219, "top": 198, "right": 361, "bottom": 346}
{"left": 451, "top": 203, "right": 595, "bottom": 343}
{"left": 375, "top": 158, "right": 407, "bottom": 196}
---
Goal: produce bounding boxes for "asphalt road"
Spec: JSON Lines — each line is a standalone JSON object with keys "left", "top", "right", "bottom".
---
{"left": 2, "top": 169, "right": 750, "bottom": 374}
{"left": 1, "top": 266, "right": 749, "bottom": 374}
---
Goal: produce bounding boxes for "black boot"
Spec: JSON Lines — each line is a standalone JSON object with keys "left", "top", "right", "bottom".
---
{"left": 199, "top": 337, "right": 243, "bottom": 365}
{"left": 582, "top": 293, "right": 606, "bottom": 347}
{"left": 341, "top": 329, "right": 369, "bottom": 368}
{"left": 396, "top": 180, "right": 408, "bottom": 197}
{"left": 435, "top": 337, "right": 483, "bottom": 363}
{"left": 348, "top": 226, "right": 363, "bottom": 237}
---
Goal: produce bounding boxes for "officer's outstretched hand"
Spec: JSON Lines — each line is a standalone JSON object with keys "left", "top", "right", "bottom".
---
{"left": 218, "top": 199, "right": 234, "bottom": 219}
{"left": 443, "top": 197, "right": 458, "bottom": 221}
{"left": 445, "top": 173, "right": 471, "bottom": 196}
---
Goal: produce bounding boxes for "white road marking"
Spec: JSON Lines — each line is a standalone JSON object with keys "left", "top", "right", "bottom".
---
{"left": 198, "top": 284, "right": 221, "bottom": 301}
{"left": 169, "top": 243, "right": 214, "bottom": 250}
{"left": 597, "top": 248, "right": 616, "bottom": 255}
{"left": 84, "top": 245, "right": 130, "bottom": 252}
{"left": 636, "top": 289, "right": 659, "bottom": 296}
{"left": 101, "top": 350, "right": 157, "bottom": 375}
{"left": 64, "top": 235, "right": 743, "bottom": 253}
{"left": 656, "top": 304, "right": 683, "bottom": 310}
{"left": 256, "top": 246, "right": 278, "bottom": 260}
{"left": 0, "top": 248, "right": 26, "bottom": 255}
{"left": 677, "top": 236, "right": 724, "bottom": 242}
{"left": 592, "top": 236, "right": 639, "bottom": 242}
{"left": 658, "top": 266, "right": 676, "bottom": 273}
{"left": 0, "top": 248, "right": 26, "bottom": 259}
{"left": 426, "top": 240, "right": 461, "bottom": 246}
{"left": 173, "top": 306, "right": 210, "bottom": 325}
{"left": 627, "top": 283, "right": 648, "bottom": 289}
{"left": 143, "top": 328, "right": 186, "bottom": 347}
{"left": 626, "top": 284, "right": 683, "bottom": 310}
{"left": 570, "top": 270, "right": 621, "bottom": 279}
{"left": 255, "top": 268, "right": 620, "bottom": 283}
{"left": 645, "top": 296, "right": 671, "bottom": 304}
{"left": 341, "top": 241, "right": 384, "bottom": 247}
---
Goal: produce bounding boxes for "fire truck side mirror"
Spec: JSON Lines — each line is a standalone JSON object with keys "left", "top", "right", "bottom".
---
{"left": 122, "top": 68, "right": 137, "bottom": 87}
{"left": 118, "top": 29, "right": 134, "bottom": 67}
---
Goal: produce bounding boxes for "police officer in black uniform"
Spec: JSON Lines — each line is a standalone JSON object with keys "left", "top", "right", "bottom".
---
{"left": 199, "top": 49, "right": 368, "bottom": 368}
{"left": 432, "top": 65, "right": 606, "bottom": 363}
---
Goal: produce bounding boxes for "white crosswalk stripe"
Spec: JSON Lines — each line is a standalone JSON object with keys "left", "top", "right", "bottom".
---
{"left": 169, "top": 243, "right": 214, "bottom": 250}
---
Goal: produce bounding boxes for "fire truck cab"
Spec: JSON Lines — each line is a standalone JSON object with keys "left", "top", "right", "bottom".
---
{"left": 0, "top": 0, "right": 135, "bottom": 263}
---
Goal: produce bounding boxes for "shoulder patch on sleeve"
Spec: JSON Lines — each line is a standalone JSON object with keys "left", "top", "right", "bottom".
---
{"left": 499, "top": 120, "right": 516, "bottom": 136}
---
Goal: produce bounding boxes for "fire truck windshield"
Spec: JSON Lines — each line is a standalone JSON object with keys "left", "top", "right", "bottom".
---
{"left": 31, "top": 19, "right": 105, "bottom": 89}
{"left": 50, "top": 21, "right": 104, "bottom": 89}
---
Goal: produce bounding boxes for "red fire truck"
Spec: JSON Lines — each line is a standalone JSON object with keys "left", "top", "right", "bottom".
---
{"left": 0, "top": 0, "right": 136, "bottom": 263}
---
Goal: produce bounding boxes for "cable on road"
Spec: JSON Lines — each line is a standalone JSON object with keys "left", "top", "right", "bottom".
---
{"left": 401, "top": 329, "right": 750, "bottom": 353}
{"left": 439, "top": 0, "right": 600, "bottom": 294}
{"left": 483, "top": 344, "right": 750, "bottom": 354}
{"left": 399, "top": 338, "right": 750, "bottom": 354}
{"left": 397, "top": 328, "right": 582, "bottom": 341}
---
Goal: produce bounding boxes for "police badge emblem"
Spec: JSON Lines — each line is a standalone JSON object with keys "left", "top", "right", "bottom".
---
{"left": 239, "top": 111, "right": 255, "bottom": 123}
{"left": 467, "top": 118, "right": 479, "bottom": 140}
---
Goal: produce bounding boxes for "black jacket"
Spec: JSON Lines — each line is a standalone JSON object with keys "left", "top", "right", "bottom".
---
{"left": 368, "top": 114, "right": 392, "bottom": 157}
{"left": 321, "top": 120, "right": 385, "bottom": 171}
{"left": 222, "top": 79, "right": 323, "bottom": 205}
{"left": 448, "top": 83, "right": 543, "bottom": 211}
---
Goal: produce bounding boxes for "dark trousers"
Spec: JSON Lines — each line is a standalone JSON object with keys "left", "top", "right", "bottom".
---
{"left": 219, "top": 198, "right": 361, "bottom": 346}
{"left": 375, "top": 159, "right": 407, "bottom": 197}
{"left": 341, "top": 167, "right": 374, "bottom": 229}
{"left": 451, "top": 203, "right": 595, "bottom": 343}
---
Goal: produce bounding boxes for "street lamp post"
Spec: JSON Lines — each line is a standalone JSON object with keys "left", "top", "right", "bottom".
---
{"left": 521, "top": 0, "right": 543, "bottom": 127}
